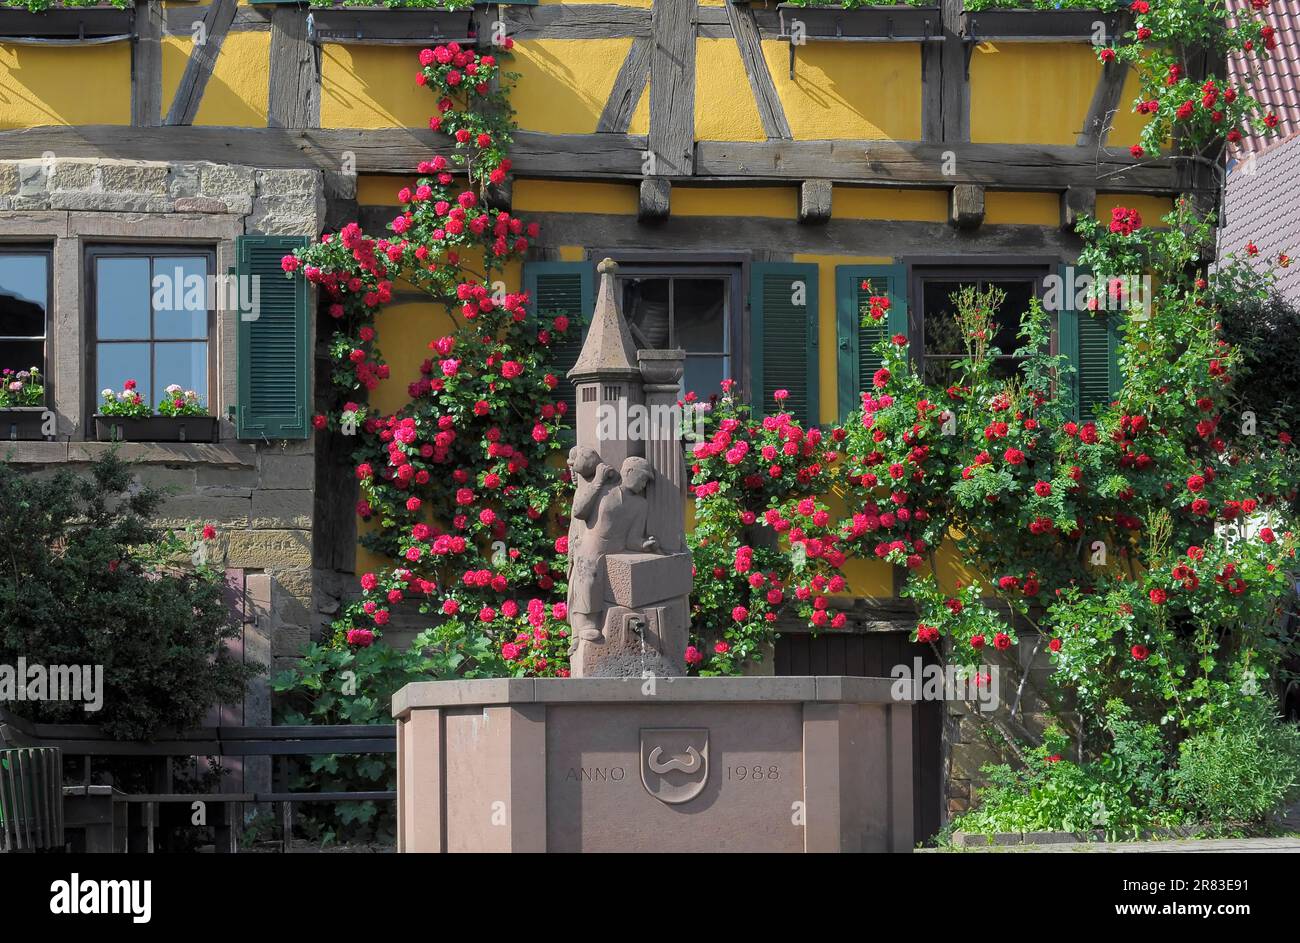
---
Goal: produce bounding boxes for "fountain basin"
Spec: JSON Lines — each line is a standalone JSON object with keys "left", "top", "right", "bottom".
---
{"left": 393, "top": 675, "right": 915, "bottom": 853}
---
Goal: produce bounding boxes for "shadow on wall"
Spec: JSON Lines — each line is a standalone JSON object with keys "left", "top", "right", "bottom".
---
{"left": 0, "top": 44, "right": 132, "bottom": 127}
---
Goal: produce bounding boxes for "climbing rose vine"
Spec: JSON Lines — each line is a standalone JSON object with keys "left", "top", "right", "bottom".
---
{"left": 282, "top": 39, "right": 574, "bottom": 677}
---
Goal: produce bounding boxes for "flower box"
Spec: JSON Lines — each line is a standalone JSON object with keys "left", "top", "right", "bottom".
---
{"left": 960, "top": 8, "right": 1128, "bottom": 43}
{"left": 302, "top": 5, "right": 477, "bottom": 45}
{"left": 776, "top": 3, "right": 943, "bottom": 43}
{"left": 0, "top": 4, "right": 135, "bottom": 40}
{"left": 0, "top": 407, "right": 53, "bottom": 442}
{"left": 94, "top": 415, "right": 219, "bottom": 444}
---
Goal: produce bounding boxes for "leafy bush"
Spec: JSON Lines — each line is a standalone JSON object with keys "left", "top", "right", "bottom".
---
{"left": 1170, "top": 711, "right": 1300, "bottom": 832}
{"left": 950, "top": 703, "right": 1173, "bottom": 838}
{"left": 269, "top": 625, "right": 496, "bottom": 845}
{"left": 0, "top": 453, "right": 254, "bottom": 739}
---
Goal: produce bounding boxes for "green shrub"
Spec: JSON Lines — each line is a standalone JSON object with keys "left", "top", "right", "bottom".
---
{"left": 0, "top": 453, "right": 255, "bottom": 740}
{"left": 270, "top": 626, "right": 494, "bottom": 845}
{"left": 1170, "top": 713, "right": 1300, "bottom": 832}
{"left": 951, "top": 703, "right": 1174, "bottom": 839}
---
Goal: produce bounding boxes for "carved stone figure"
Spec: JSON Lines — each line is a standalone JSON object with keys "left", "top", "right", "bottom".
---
{"left": 566, "top": 259, "right": 692, "bottom": 678}
{"left": 568, "top": 456, "right": 659, "bottom": 648}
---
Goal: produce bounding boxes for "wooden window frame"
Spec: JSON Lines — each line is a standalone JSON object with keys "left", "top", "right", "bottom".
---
{"left": 84, "top": 244, "right": 218, "bottom": 431}
{"left": 0, "top": 244, "right": 54, "bottom": 409}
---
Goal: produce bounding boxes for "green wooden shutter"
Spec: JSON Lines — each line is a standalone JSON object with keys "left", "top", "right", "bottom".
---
{"left": 750, "top": 262, "right": 819, "bottom": 425}
{"left": 1057, "top": 264, "right": 1121, "bottom": 421}
{"left": 523, "top": 261, "right": 594, "bottom": 421}
{"left": 834, "top": 264, "right": 908, "bottom": 422}
{"left": 236, "top": 235, "right": 310, "bottom": 440}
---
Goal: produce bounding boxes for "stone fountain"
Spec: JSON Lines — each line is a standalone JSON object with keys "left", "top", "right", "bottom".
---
{"left": 392, "top": 260, "right": 915, "bottom": 853}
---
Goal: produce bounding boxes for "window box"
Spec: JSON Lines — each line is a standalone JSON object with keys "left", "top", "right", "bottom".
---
{"left": 0, "top": 5, "right": 135, "bottom": 41}
{"left": 776, "top": 3, "right": 943, "bottom": 42}
{"left": 960, "top": 8, "right": 1127, "bottom": 43}
{"left": 0, "top": 407, "right": 52, "bottom": 442}
{"left": 93, "top": 415, "right": 219, "bottom": 444}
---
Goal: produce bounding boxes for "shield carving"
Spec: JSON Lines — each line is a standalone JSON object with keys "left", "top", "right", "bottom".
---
{"left": 640, "top": 728, "right": 709, "bottom": 805}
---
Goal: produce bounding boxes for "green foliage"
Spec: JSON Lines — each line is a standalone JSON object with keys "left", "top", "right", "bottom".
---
{"left": 0, "top": 367, "right": 44, "bottom": 408}
{"left": 269, "top": 633, "right": 464, "bottom": 845}
{"left": 951, "top": 703, "right": 1174, "bottom": 838}
{"left": 0, "top": 453, "right": 255, "bottom": 740}
{"left": 1170, "top": 709, "right": 1300, "bottom": 832}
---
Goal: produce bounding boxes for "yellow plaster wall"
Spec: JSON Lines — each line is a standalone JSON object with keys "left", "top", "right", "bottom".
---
{"left": 761, "top": 41, "right": 921, "bottom": 141}
{"left": 832, "top": 186, "right": 948, "bottom": 223}
{"left": 320, "top": 43, "right": 434, "bottom": 128}
{"left": 672, "top": 186, "right": 798, "bottom": 218}
{"left": 1097, "top": 193, "right": 1175, "bottom": 225}
{"left": 0, "top": 44, "right": 131, "bottom": 128}
{"left": 508, "top": 38, "right": 637, "bottom": 134}
{"left": 971, "top": 42, "right": 1134, "bottom": 146}
{"left": 512, "top": 179, "right": 640, "bottom": 215}
{"left": 983, "top": 191, "right": 1061, "bottom": 226}
{"left": 695, "top": 39, "right": 765, "bottom": 141}
{"left": 162, "top": 32, "right": 269, "bottom": 127}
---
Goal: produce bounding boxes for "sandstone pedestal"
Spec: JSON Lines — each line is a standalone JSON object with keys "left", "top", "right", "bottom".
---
{"left": 393, "top": 676, "right": 914, "bottom": 853}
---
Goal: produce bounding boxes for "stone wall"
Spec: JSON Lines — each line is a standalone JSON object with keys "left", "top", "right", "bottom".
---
{"left": 1, "top": 158, "right": 334, "bottom": 791}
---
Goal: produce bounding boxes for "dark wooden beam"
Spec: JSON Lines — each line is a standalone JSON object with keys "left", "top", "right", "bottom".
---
{"left": 305, "top": 8, "right": 476, "bottom": 46}
{"left": 939, "top": 0, "right": 969, "bottom": 143}
{"left": 451, "top": 210, "right": 1084, "bottom": 260}
{"left": 638, "top": 177, "right": 671, "bottom": 221}
{"left": 502, "top": 3, "right": 650, "bottom": 40}
{"left": 164, "top": 5, "right": 270, "bottom": 35}
{"left": 268, "top": 7, "right": 320, "bottom": 130}
{"left": 131, "top": 1, "right": 164, "bottom": 128}
{"left": 0, "top": 127, "right": 1191, "bottom": 193}
{"left": 724, "top": 0, "right": 791, "bottom": 141}
{"left": 695, "top": 139, "right": 1181, "bottom": 191}
{"left": 596, "top": 36, "right": 652, "bottom": 134}
{"left": 164, "top": 0, "right": 238, "bottom": 126}
{"left": 1059, "top": 186, "right": 1096, "bottom": 231}
{"left": 1078, "top": 59, "right": 1130, "bottom": 149}
{"left": 648, "top": 0, "right": 696, "bottom": 177}
{"left": 920, "top": 37, "right": 943, "bottom": 143}
{"left": 949, "top": 183, "right": 984, "bottom": 229}
{"left": 799, "top": 179, "right": 832, "bottom": 224}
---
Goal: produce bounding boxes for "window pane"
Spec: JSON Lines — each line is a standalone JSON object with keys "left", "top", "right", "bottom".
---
{"left": 684, "top": 356, "right": 725, "bottom": 401}
{"left": 622, "top": 277, "right": 672, "bottom": 349}
{"left": 922, "top": 278, "right": 1034, "bottom": 357}
{"left": 153, "top": 256, "right": 209, "bottom": 339}
{"left": 97, "top": 257, "right": 151, "bottom": 339}
{"left": 0, "top": 255, "right": 48, "bottom": 338}
{"left": 155, "top": 342, "right": 208, "bottom": 408}
{"left": 97, "top": 343, "right": 151, "bottom": 407}
{"left": 0, "top": 340, "right": 44, "bottom": 378}
{"left": 984, "top": 280, "right": 1035, "bottom": 354}
{"left": 673, "top": 279, "right": 726, "bottom": 353}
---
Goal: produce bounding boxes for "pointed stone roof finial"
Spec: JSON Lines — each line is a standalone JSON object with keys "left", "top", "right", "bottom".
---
{"left": 568, "top": 257, "right": 641, "bottom": 382}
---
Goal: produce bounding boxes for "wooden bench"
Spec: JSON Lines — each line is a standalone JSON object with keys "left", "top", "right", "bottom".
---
{"left": 0, "top": 711, "right": 396, "bottom": 853}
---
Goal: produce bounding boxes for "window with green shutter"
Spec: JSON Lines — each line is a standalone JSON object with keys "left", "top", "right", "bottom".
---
{"left": 749, "top": 262, "right": 819, "bottom": 425}
{"left": 523, "top": 261, "right": 594, "bottom": 421}
{"left": 1056, "top": 265, "right": 1121, "bottom": 421}
{"left": 834, "top": 264, "right": 908, "bottom": 422}
{"left": 235, "top": 234, "right": 310, "bottom": 440}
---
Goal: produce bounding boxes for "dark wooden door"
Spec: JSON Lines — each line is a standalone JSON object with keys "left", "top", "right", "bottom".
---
{"left": 775, "top": 630, "right": 943, "bottom": 844}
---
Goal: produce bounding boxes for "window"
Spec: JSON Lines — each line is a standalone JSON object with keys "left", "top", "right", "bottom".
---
{"left": 87, "top": 247, "right": 215, "bottom": 414}
{"left": 0, "top": 248, "right": 51, "bottom": 401}
{"left": 911, "top": 267, "right": 1049, "bottom": 387}
{"left": 617, "top": 267, "right": 740, "bottom": 399}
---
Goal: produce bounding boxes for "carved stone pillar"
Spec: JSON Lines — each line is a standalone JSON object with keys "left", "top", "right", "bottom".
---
{"left": 637, "top": 348, "right": 687, "bottom": 554}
